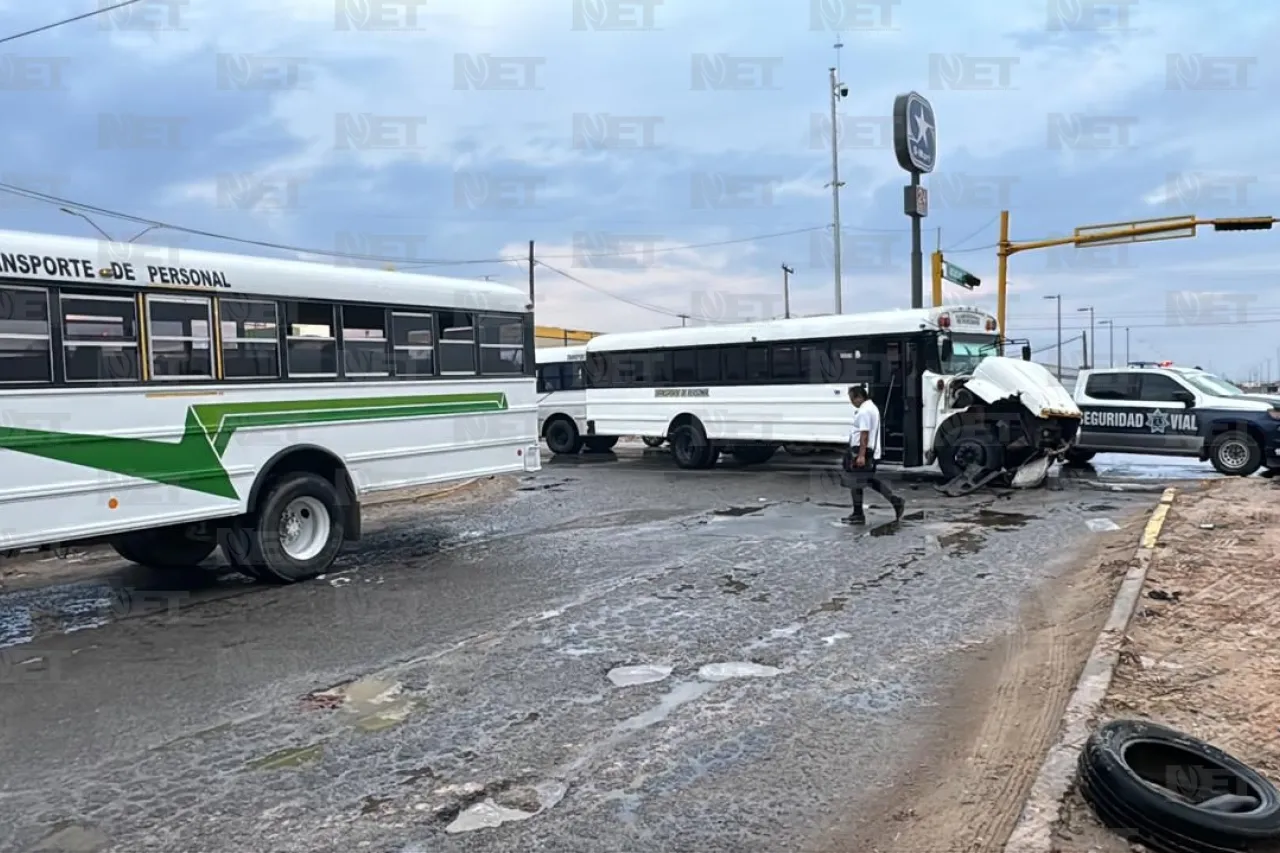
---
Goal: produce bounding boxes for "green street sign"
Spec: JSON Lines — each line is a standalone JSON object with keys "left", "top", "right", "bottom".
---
{"left": 943, "top": 262, "right": 980, "bottom": 288}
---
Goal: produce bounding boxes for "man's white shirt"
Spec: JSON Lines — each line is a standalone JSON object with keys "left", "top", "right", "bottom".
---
{"left": 849, "top": 400, "right": 882, "bottom": 461}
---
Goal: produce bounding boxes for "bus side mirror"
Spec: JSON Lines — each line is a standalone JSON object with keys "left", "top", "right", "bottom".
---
{"left": 940, "top": 339, "right": 953, "bottom": 361}
{"left": 1021, "top": 344, "right": 1031, "bottom": 361}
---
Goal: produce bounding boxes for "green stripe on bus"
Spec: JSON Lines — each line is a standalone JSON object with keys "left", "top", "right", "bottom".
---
{"left": 0, "top": 391, "right": 511, "bottom": 499}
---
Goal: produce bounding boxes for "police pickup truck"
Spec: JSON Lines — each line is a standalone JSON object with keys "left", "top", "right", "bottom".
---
{"left": 1065, "top": 362, "right": 1280, "bottom": 476}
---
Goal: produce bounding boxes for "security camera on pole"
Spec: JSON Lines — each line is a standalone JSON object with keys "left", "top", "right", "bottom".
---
{"left": 892, "top": 91, "right": 936, "bottom": 309}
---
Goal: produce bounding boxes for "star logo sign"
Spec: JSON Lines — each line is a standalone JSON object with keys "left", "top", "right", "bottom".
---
{"left": 906, "top": 98, "right": 935, "bottom": 169}
{"left": 1147, "top": 409, "right": 1170, "bottom": 434}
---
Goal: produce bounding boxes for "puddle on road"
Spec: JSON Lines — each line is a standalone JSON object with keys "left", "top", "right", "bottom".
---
{"left": 964, "top": 509, "right": 1036, "bottom": 528}
{"left": 246, "top": 742, "right": 325, "bottom": 771}
{"left": 697, "top": 662, "right": 782, "bottom": 681}
{"left": 615, "top": 681, "right": 715, "bottom": 732}
{"left": 301, "top": 677, "right": 418, "bottom": 733}
{"left": 437, "top": 779, "right": 569, "bottom": 835}
{"left": 606, "top": 664, "right": 673, "bottom": 687}
{"left": 712, "top": 506, "right": 764, "bottom": 517}
{"left": 936, "top": 530, "right": 985, "bottom": 556}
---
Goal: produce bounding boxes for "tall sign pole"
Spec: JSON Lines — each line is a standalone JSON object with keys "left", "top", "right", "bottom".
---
{"left": 892, "top": 91, "right": 936, "bottom": 309}
{"left": 828, "top": 66, "right": 848, "bottom": 314}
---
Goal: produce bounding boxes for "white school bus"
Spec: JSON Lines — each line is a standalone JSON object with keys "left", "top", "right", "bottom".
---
{"left": 579, "top": 306, "right": 1080, "bottom": 477}
{"left": 0, "top": 229, "right": 539, "bottom": 582}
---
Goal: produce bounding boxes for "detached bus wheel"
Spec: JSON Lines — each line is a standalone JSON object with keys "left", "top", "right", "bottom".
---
{"left": 1209, "top": 430, "right": 1262, "bottom": 477}
{"left": 937, "top": 424, "right": 1004, "bottom": 481}
{"left": 641, "top": 436, "right": 666, "bottom": 448}
{"left": 583, "top": 436, "right": 618, "bottom": 453}
{"left": 222, "top": 472, "right": 346, "bottom": 584}
{"left": 110, "top": 527, "right": 216, "bottom": 570}
{"left": 1064, "top": 448, "right": 1096, "bottom": 465}
{"left": 545, "top": 418, "right": 583, "bottom": 455}
{"left": 670, "top": 423, "right": 714, "bottom": 469}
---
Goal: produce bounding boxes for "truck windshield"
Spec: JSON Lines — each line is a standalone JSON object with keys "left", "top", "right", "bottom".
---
{"left": 943, "top": 338, "right": 998, "bottom": 375}
{"left": 1181, "top": 372, "right": 1245, "bottom": 397}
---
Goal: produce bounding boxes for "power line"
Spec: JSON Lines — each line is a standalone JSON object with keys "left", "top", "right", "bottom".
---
{"left": 0, "top": 0, "right": 146, "bottom": 45}
{"left": 942, "top": 214, "right": 998, "bottom": 252}
{"left": 533, "top": 259, "right": 729, "bottom": 324}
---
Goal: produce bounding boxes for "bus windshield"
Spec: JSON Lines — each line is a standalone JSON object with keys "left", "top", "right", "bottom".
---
{"left": 942, "top": 337, "right": 999, "bottom": 375}
{"left": 1181, "top": 372, "right": 1246, "bottom": 397}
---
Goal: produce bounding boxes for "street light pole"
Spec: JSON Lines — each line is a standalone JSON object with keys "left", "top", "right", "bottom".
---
{"left": 1099, "top": 319, "right": 1114, "bottom": 367}
{"left": 1043, "top": 294, "right": 1062, "bottom": 379}
{"left": 827, "top": 64, "right": 847, "bottom": 314}
{"left": 781, "top": 264, "right": 794, "bottom": 319}
{"left": 1077, "top": 306, "right": 1095, "bottom": 368}
{"left": 1125, "top": 327, "right": 1131, "bottom": 365}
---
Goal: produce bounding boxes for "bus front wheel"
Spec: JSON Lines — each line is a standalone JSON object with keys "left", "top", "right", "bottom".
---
{"left": 110, "top": 526, "right": 216, "bottom": 570}
{"left": 936, "top": 423, "right": 1004, "bottom": 481}
{"left": 544, "top": 418, "right": 583, "bottom": 455}
{"left": 671, "top": 423, "right": 715, "bottom": 469}
{"left": 221, "top": 472, "right": 346, "bottom": 584}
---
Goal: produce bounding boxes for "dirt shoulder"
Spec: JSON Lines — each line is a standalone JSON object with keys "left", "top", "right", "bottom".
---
{"left": 1054, "top": 477, "right": 1280, "bottom": 853}
{"left": 818, "top": 503, "right": 1152, "bottom": 853}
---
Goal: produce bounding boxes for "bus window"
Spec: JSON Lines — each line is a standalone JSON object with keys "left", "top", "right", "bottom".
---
{"left": 745, "top": 345, "right": 769, "bottom": 382}
{"left": 696, "top": 347, "right": 720, "bottom": 382}
{"left": 220, "top": 298, "right": 280, "bottom": 379}
{"left": 342, "top": 305, "right": 390, "bottom": 377}
{"left": 672, "top": 349, "right": 697, "bottom": 383}
{"left": 0, "top": 285, "right": 52, "bottom": 384}
{"left": 771, "top": 344, "right": 798, "bottom": 381}
{"left": 146, "top": 295, "right": 213, "bottom": 380}
{"left": 60, "top": 293, "right": 140, "bottom": 383}
{"left": 284, "top": 301, "right": 338, "bottom": 377}
{"left": 722, "top": 346, "right": 745, "bottom": 381}
{"left": 391, "top": 312, "right": 434, "bottom": 377}
{"left": 439, "top": 311, "right": 476, "bottom": 374}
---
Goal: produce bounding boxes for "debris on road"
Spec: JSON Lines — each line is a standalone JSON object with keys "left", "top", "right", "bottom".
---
{"left": 1054, "top": 478, "right": 1280, "bottom": 853}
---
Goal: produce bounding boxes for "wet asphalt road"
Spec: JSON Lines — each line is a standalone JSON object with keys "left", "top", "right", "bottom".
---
{"left": 0, "top": 446, "right": 1178, "bottom": 853}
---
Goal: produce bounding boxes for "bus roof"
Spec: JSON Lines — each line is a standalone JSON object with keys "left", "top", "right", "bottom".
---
{"left": 535, "top": 345, "right": 588, "bottom": 363}
{"left": 0, "top": 228, "right": 531, "bottom": 314}
{"left": 585, "top": 306, "right": 995, "bottom": 352}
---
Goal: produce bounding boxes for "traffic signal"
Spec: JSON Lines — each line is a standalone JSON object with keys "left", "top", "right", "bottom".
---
{"left": 956, "top": 270, "right": 980, "bottom": 288}
{"left": 1213, "top": 217, "right": 1274, "bottom": 231}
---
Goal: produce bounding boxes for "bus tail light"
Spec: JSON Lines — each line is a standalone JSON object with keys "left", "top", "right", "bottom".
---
{"left": 984, "top": 317, "right": 997, "bottom": 331}
{"left": 938, "top": 313, "right": 951, "bottom": 328}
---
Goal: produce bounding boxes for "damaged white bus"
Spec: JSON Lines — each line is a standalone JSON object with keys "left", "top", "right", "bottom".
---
{"left": 578, "top": 306, "right": 1081, "bottom": 492}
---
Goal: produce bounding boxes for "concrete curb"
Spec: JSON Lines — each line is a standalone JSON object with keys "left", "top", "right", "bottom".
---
{"left": 1002, "top": 485, "right": 1178, "bottom": 853}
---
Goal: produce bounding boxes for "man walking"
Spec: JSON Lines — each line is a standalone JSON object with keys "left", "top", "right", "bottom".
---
{"left": 841, "top": 385, "right": 905, "bottom": 524}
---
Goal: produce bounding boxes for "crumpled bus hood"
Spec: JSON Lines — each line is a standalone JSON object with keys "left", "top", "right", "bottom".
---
{"left": 962, "top": 357, "right": 1081, "bottom": 419}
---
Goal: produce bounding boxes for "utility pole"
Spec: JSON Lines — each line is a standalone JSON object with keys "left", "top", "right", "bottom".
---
{"left": 1043, "top": 294, "right": 1062, "bottom": 380}
{"left": 1099, "top": 319, "right": 1114, "bottom": 367}
{"left": 678, "top": 314, "right": 688, "bottom": 327}
{"left": 781, "top": 264, "right": 794, "bottom": 319}
{"left": 827, "top": 62, "right": 847, "bottom": 314}
{"left": 528, "top": 240, "right": 535, "bottom": 305}
{"left": 1125, "top": 327, "right": 1131, "bottom": 364}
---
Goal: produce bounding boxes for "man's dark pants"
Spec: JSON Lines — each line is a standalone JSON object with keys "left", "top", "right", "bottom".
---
{"left": 840, "top": 452, "right": 901, "bottom": 518}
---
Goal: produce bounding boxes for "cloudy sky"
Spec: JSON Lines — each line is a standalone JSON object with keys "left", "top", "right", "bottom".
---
{"left": 2, "top": 0, "right": 1277, "bottom": 380}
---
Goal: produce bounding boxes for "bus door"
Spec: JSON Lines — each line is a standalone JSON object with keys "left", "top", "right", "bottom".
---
{"left": 869, "top": 340, "right": 905, "bottom": 465}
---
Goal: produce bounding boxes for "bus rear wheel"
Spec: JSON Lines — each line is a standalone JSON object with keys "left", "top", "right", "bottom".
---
{"left": 583, "top": 436, "right": 618, "bottom": 453}
{"left": 671, "top": 423, "right": 715, "bottom": 469}
{"left": 544, "top": 418, "right": 583, "bottom": 455}
{"left": 110, "top": 526, "right": 216, "bottom": 570}
{"left": 220, "top": 472, "right": 346, "bottom": 584}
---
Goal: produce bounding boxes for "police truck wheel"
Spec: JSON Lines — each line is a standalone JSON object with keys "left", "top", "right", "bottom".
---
{"left": 583, "top": 436, "right": 618, "bottom": 453}
{"left": 110, "top": 527, "right": 216, "bottom": 570}
{"left": 671, "top": 423, "right": 714, "bottom": 469}
{"left": 545, "top": 418, "right": 583, "bottom": 455}
{"left": 937, "top": 424, "right": 1004, "bottom": 481}
{"left": 641, "top": 436, "right": 666, "bottom": 448}
{"left": 1209, "top": 431, "right": 1262, "bottom": 477}
{"left": 220, "top": 473, "right": 346, "bottom": 584}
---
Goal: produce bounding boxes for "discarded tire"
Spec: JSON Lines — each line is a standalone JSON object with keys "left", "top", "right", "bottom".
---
{"left": 1079, "top": 719, "right": 1280, "bottom": 853}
